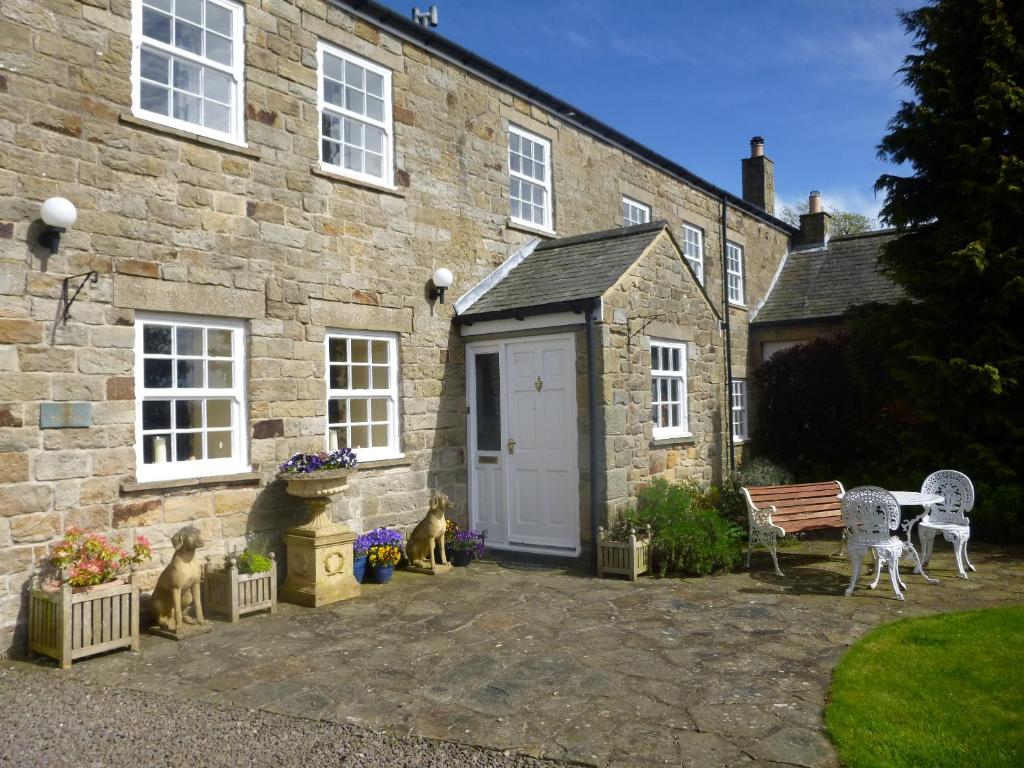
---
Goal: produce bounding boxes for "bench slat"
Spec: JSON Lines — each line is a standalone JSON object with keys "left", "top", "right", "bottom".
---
{"left": 744, "top": 480, "right": 844, "bottom": 536}
{"left": 748, "top": 487, "right": 839, "bottom": 501}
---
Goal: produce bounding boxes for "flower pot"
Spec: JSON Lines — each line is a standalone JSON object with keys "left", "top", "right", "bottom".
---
{"left": 353, "top": 555, "right": 368, "bottom": 583}
{"left": 597, "top": 524, "right": 652, "bottom": 581}
{"left": 29, "top": 576, "right": 140, "bottom": 669}
{"left": 203, "top": 555, "right": 278, "bottom": 622}
{"left": 451, "top": 550, "right": 473, "bottom": 567}
{"left": 367, "top": 564, "right": 394, "bottom": 584}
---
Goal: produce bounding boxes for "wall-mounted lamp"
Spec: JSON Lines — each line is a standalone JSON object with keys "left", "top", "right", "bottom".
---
{"left": 429, "top": 267, "right": 454, "bottom": 303}
{"left": 37, "top": 197, "right": 78, "bottom": 254}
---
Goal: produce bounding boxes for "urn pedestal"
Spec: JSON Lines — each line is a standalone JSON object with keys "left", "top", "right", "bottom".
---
{"left": 279, "top": 469, "right": 361, "bottom": 607}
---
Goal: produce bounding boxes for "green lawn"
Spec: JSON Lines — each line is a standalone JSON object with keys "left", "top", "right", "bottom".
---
{"left": 826, "top": 606, "right": 1024, "bottom": 768}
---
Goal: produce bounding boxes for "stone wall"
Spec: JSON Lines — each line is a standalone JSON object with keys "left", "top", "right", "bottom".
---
{"left": 599, "top": 232, "right": 725, "bottom": 521}
{"left": 0, "top": 0, "right": 791, "bottom": 653}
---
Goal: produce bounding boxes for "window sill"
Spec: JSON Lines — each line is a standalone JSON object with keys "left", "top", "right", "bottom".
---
{"left": 728, "top": 301, "right": 748, "bottom": 310}
{"left": 119, "top": 113, "right": 261, "bottom": 159}
{"left": 311, "top": 164, "right": 406, "bottom": 197}
{"left": 357, "top": 457, "right": 412, "bottom": 471}
{"left": 506, "top": 218, "right": 556, "bottom": 238}
{"left": 651, "top": 434, "right": 695, "bottom": 447}
{"left": 120, "top": 466, "right": 261, "bottom": 494}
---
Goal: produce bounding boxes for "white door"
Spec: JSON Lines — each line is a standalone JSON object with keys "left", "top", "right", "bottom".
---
{"left": 467, "top": 335, "right": 579, "bottom": 554}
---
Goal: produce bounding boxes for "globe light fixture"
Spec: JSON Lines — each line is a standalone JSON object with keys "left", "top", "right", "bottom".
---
{"left": 38, "top": 197, "right": 78, "bottom": 254}
{"left": 429, "top": 267, "right": 454, "bottom": 303}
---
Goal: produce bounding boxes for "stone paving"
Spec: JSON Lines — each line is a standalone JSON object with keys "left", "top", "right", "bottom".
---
{"left": 9, "top": 540, "right": 1024, "bottom": 767}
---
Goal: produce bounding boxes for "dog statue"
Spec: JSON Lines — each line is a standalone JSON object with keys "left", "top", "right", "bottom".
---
{"left": 405, "top": 491, "right": 451, "bottom": 571}
{"left": 150, "top": 526, "right": 207, "bottom": 634}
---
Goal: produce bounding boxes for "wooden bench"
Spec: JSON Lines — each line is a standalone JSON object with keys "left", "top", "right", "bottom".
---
{"left": 741, "top": 481, "right": 846, "bottom": 576}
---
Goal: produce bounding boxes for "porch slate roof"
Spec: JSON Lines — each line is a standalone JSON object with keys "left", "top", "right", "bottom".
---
{"left": 752, "top": 229, "right": 905, "bottom": 325}
{"left": 457, "top": 221, "right": 666, "bottom": 318}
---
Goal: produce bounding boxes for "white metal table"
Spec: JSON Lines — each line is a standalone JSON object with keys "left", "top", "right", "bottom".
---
{"left": 892, "top": 491, "right": 944, "bottom": 584}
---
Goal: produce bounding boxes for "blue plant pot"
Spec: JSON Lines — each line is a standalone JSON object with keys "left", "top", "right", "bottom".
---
{"left": 353, "top": 555, "right": 367, "bottom": 583}
{"left": 368, "top": 564, "right": 394, "bottom": 584}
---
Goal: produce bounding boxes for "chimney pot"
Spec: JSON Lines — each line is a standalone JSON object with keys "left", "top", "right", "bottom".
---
{"left": 750, "top": 136, "right": 765, "bottom": 158}
{"left": 808, "top": 191, "right": 823, "bottom": 214}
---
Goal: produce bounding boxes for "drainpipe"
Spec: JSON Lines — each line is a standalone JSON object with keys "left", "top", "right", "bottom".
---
{"left": 721, "top": 194, "right": 736, "bottom": 475}
{"left": 585, "top": 300, "right": 600, "bottom": 573}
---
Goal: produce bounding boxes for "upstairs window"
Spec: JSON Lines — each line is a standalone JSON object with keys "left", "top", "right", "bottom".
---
{"left": 651, "top": 340, "right": 690, "bottom": 440}
{"left": 508, "top": 125, "right": 553, "bottom": 231}
{"left": 132, "top": 0, "right": 245, "bottom": 144}
{"left": 731, "top": 379, "right": 749, "bottom": 440}
{"left": 727, "top": 241, "right": 745, "bottom": 305}
{"left": 326, "top": 331, "right": 401, "bottom": 462}
{"left": 622, "top": 197, "right": 650, "bottom": 227}
{"left": 682, "top": 224, "right": 704, "bottom": 284}
{"left": 318, "top": 42, "right": 394, "bottom": 186}
{"left": 134, "top": 314, "right": 248, "bottom": 482}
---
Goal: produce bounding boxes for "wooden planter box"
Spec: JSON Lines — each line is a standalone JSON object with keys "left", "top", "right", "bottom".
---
{"left": 28, "top": 577, "right": 140, "bottom": 669}
{"left": 597, "top": 525, "right": 652, "bottom": 581}
{"left": 203, "top": 554, "right": 277, "bottom": 622}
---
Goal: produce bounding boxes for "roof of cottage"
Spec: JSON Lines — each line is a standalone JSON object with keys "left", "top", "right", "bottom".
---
{"left": 457, "top": 221, "right": 668, "bottom": 318}
{"left": 752, "top": 229, "right": 905, "bottom": 326}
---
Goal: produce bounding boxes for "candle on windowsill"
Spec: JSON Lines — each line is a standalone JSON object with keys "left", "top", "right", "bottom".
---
{"left": 153, "top": 436, "right": 167, "bottom": 464}
{"left": 329, "top": 430, "right": 339, "bottom": 451}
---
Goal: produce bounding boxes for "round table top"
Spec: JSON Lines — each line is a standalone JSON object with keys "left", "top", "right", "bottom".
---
{"left": 890, "top": 491, "right": 943, "bottom": 506}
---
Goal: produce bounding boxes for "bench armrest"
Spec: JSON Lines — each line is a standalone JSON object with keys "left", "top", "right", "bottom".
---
{"left": 741, "top": 488, "right": 786, "bottom": 537}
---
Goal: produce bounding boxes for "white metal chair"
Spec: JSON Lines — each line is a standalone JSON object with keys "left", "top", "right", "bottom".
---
{"left": 919, "top": 470, "right": 975, "bottom": 579}
{"left": 842, "top": 486, "right": 906, "bottom": 600}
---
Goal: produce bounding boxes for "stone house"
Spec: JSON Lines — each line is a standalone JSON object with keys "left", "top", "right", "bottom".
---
{"left": 0, "top": 0, "right": 804, "bottom": 653}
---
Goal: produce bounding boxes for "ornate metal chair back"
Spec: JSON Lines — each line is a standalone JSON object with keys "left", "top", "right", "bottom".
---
{"left": 920, "top": 470, "right": 974, "bottom": 525}
{"left": 841, "top": 486, "right": 900, "bottom": 545}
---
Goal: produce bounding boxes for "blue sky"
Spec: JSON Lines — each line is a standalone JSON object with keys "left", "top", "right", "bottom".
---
{"left": 379, "top": 0, "right": 915, "bottom": 224}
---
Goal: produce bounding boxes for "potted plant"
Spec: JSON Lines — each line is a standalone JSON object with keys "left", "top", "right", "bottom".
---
{"left": 352, "top": 533, "right": 371, "bottom": 583}
{"left": 449, "top": 529, "right": 486, "bottom": 567}
{"left": 203, "top": 539, "right": 278, "bottom": 622}
{"left": 597, "top": 522, "right": 652, "bottom": 581}
{"left": 29, "top": 527, "right": 151, "bottom": 669}
{"left": 361, "top": 527, "right": 403, "bottom": 584}
{"left": 277, "top": 448, "right": 358, "bottom": 530}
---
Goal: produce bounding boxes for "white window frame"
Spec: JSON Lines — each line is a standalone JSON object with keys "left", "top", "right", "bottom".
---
{"left": 682, "top": 223, "right": 704, "bottom": 284}
{"left": 727, "top": 241, "right": 745, "bottom": 305}
{"left": 622, "top": 196, "right": 651, "bottom": 227}
{"left": 731, "top": 379, "right": 749, "bottom": 441}
{"left": 508, "top": 124, "right": 553, "bottom": 233}
{"left": 325, "top": 330, "right": 402, "bottom": 462}
{"left": 134, "top": 312, "right": 249, "bottom": 483}
{"left": 650, "top": 339, "right": 690, "bottom": 440}
{"left": 130, "top": 0, "right": 247, "bottom": 146}
{"left": 317, "top": 40, "right": 394, "bottom": 188}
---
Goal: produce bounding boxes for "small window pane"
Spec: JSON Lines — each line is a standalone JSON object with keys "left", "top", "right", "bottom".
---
{"left": 144, "top": 325, "right": 173, "bottom": 354}
{"left": 175, "top": 20, "right": 203, "bottom": 55}
{"left": 324, "top": 81, "right": 343, "bottom": 109}
{"left": 207, "top": 400, "right": 231, "bottom": 428}
{"left": 329, "top": 366, "right": 348, "bottom": 390}
{"left": 176, "top": 432, "right": 203, "bottom": 462}
{"left": 175, "top": 400, "right": 203, "bottom": 429}
{"left": 351, "top": 425, "right": 368, "bottom": 448}
{"left": 140, "top": 83, "right": 170, "bottom": 115}
{"left": 346, "top": 87, "right": 364, "bottom": 115}
{"left": 371, "top": 399, "right": 388, "bottom": 421}
{"left": 352, "top": 366, "right": 369, "bottom": 389}
{"left": 345, "top": 61, "right": 364, "bottom": 88}
{"left": 324, "top": 53, "right": 343, "bottom": 82}
{"left": 176, "top": 359, "right": 202, "bottom": 388}
{"left": 206, "top": 32, "right": 231, "bottom": 65}
{"left": 205, "top": 69, "right": 231, "bottom": 104}
{"left": 365, "top": 153, "right": 383, "bottom": 179}
{"left": 366, "top": 95, "right": 384, "bottom": 121}
{"left": 351, "top": 399, "right": 368, "bottom": 423}
{"left": 144, "top": 358, "right": 173, "bottom": 388}
{"left": 371, "top": 424, "right": 388, "bottom": 447}
{"left": 322, "top": 112, "right": 342, "bottom": 140}
{"left": 328, "top": 399, "right": 347, "bottom": 424}
{"left": 365, "top": 125, "right": 384, "bottom": 153}
{"left": 323, "top": 140, "right": 340, "bottom": 166}
{"left": 140, "top": 49, "right": 170, "bottom": 83}
{"left": 206, "top": 2, "right": 231, "bottom": 35}
{"left": 207, "top": 329, "right": 232, "bottom": 357}
{"left": 177, "top": 0, "right": 203, "bottom": 24}
{"left": 328, "top": 338, "right": 347, "bottom": 362}
{"left": 177, "top": 327, "right": 203, "bottom": 356}
{"left": 366, "top": 70, "right": 384, "bottom": 97}
{"left": 142, "top": 400, "right": 171, "bottom": 430}
{"left": 173, "top": 91, "right": 201, "bottom": 123}
{"left": 142, "top": 8, "right": 172, "bottom": 43}
{"left": 371, "top": 341, "right": 388, "bottom": 363}
{"left": 144, "top": 0, "right": 172, "bottom": 11}
{"left": 351, "top": 340, "right": 369, "bottom": 363}
{"left": 371, "top": 366, "right": 388, "bottom": 389}
{"left": 344, "top": 145, "right": 363, "bottom": 173}
{"left": 207, "top": 431, "right": 232, "bottom": 458}
{"left": 208, "top": 360, "right": 232, "bottom": 388}
{"left": 143, "top": 433, "right": 171, "bottom": 464}
{"left": 173, "top": 59, "right": 201, "bottom": 94}
{"left": 203, "top": 100, "right": 229, "bottom": 132}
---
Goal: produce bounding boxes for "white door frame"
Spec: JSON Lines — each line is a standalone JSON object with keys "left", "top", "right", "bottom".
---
{"left": 466, "top": 333, "right": 580, "bottom": 556}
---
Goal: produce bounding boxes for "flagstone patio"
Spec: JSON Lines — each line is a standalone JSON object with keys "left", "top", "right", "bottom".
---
{"left": 9, "top": 540, "right": 1024, "bottom": 767}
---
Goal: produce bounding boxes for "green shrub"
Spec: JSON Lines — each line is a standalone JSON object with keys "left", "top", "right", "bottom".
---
{"left": 237, "top": 549, "right": 273, "bottom": 575}
{"left": 714, "top": 457, "right": 795, "bottom": 526}
{"left": 626, "top": 478, "right": 744, "bottom": 577}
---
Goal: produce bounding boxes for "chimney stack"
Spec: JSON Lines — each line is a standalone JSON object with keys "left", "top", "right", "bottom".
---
{"left": 797, "top": 191, "right": 832, "bottom": 246}
{"left": 741, "top": 136, "right": 774, "bottom": 213}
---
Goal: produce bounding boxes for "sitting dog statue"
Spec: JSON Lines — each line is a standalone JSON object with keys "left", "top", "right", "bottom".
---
{"left": 150, "top": 526, "right": 207, "bottom": 634}
{"left": 405, "top": 491, "right": 451, "bottom": 570}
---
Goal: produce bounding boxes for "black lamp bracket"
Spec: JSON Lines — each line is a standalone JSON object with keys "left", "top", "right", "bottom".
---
{"left": 57, "top": 270, "right": 98, "bottom": 326}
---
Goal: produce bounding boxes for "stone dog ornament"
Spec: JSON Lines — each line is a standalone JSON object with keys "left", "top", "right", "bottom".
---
{"left": 149, "top": 525, "right": 208, "bottom": 637}
{"left": 405, "top": 491, "right": 452, "bottom": 573}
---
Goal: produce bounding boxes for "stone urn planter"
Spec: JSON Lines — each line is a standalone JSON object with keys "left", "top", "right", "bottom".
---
{"left": 597, "top": 524, "right": 652, "bottom": 581}
{"left": 278, "top": 463, "right": 360, "bottom": 607}
{"left": 28, "top": 576, "right": 140, "bottom": 669}
{"left": 203, "top": 554, "right": 278, "bottom": 622}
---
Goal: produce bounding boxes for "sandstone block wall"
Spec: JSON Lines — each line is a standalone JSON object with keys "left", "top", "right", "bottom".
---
{"left": 0, "top": 0, "right": 791, "bottom": 653}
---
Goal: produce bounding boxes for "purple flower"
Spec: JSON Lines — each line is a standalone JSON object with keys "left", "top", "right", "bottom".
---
{"left": 354, "top": 527, "right": 403, "bottom": 556}
{"left": 449, "top": 529, "right": 486, "bottom": 557}
{"left": 279, "top": 448, "right": 358, "bottom": 474}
